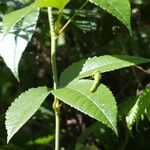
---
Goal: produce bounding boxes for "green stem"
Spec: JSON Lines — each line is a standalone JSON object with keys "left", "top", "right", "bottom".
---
{"left": 48, "top": 8, "right": 58, "bottom": 89}
{"left": 48, "top": 7, "right": 60, "bottom": 150}
{"left": 58, "top": 0, "right": 88, "bottom": 35}
{"left": 55, "top": 9, "right": 64, "bottom": 35}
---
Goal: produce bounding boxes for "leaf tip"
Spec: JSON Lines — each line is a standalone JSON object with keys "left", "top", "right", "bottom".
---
{"left": 128, "top": 26, "right": 132, "bottom": 36}
{"left": 6, "top": 136, "right": 11, "bottom": 144}
{"left": 15, "top": 75, "right": 20, "bottom": 82}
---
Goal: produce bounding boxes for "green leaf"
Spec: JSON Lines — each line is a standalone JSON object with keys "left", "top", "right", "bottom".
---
{"left": 5, "top": 87, "right": 50, "bottom": 143}
{"left": 126, "top": 87, "right": 150, "bottom": 130}
{"left": 3, "top": 3, "right": 37, "bottom": 34}
{"left": 89, "top": 0, "right": 131, "bottom": 33}
{"left": 3, "top": 0, "right": 70, "bottom": 34}
{"left": 0, "top": 9, "right": 39, "bottom": 79}
{"left": 60, "top": 55, "right": 150, "bottom": 86}
{"left": 51, "top": 80, "right": 118, "bottom": 134}
{"left": 36, "top": 0, "right": 70, "bottom": 9}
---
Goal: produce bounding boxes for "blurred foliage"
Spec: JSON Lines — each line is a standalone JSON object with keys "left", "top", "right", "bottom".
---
{"left": 0, "top": 0, "right": 150, "bottom": 149}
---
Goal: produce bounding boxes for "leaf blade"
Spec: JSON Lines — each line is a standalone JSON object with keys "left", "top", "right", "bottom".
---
{"left": 126, "top": 87, "right": 150, "bottom": 130}
{"left": 3, "top": 3, "right": 37, "bottom": 34}
{"left": 60, "top": 55, "right": 150, "bottom": 86}
{"left": 3, "top": 0, "right": 70, "bottom": 34}
{"left": 89, "top": 0, "right": 131, "bottom": 32}
{"left": 51, "top": 80, "right": 118, "bottom": 134}
{"left": 36, "top": 0, "right": 70, "bottom": 9}
{"left": 0, "top": 9, "right": 39, "bottom": 78}
{"left": 6, "top": 87, "right": 50, "bottom": 143}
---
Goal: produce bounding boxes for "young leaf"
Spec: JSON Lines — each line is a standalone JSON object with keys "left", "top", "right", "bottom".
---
{"left": 60, "top": 55, "right": 150, "bottom": 86}
{"left": 89, "top": 0, "right": 131, "bottom": 33}
{"left": 51, "top": 80, "right": 118, "bottom": 134}
{"left": 5, "top": 87, "right": 50, "bottom": 143}
{"left": 0, "top": 9, "right": 39, "bottom": 79}
{"left": 126, "top": 87, "right": 150, "bottom": 130}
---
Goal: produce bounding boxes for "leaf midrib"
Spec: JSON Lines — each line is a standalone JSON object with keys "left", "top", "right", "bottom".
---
{"left": 65, "top": 86, "right": 116, "bottom": 131}
{"left": 6, "top": 92, "right": 48, "bottom": 141}
{"left": 78, "top": 59, "right": 133, "bottom": 79}
{"left": 90, "top": 0, "right": 129, "bottom": 26}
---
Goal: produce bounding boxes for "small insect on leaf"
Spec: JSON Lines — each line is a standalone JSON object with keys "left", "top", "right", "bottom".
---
{"left": 90, "top": 70, "right": 101, "bottom": 93}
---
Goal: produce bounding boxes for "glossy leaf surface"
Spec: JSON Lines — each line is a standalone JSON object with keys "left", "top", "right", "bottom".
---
{"left": 126, "top": 87, "right": 150, "bottom": 130}
{"left": 51, "top": 80, "right": 117, "bottom": 134}
{"left": 0, "top": 9, "right": 39, "bottom": 78}
{"left": 60, "top": 55, "right": 150, "bottom": 86}
{"left": 89, "top": 0, "right": 131, "bottom": 32}
{"left": 6, "top": 87, "right": 50, "bottom": 143}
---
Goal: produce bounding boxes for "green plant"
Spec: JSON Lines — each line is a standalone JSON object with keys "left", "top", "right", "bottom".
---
{"left": 0, "top": 0, "right": 150, "bottom": 149}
